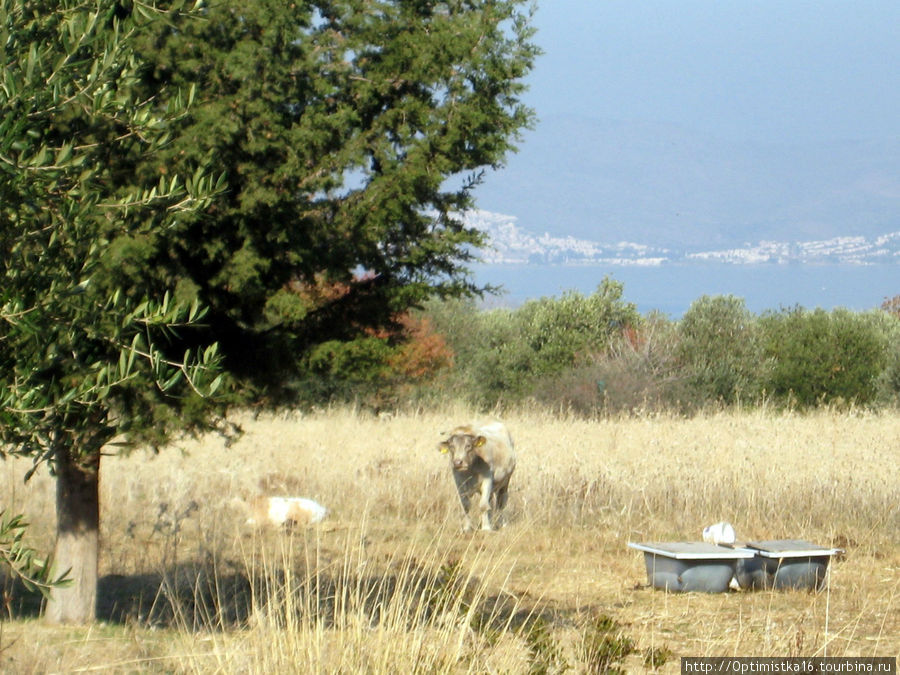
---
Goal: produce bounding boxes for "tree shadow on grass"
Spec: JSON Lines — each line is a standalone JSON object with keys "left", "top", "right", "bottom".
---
{"left": 0, "top": 568, "right": 250, "bottom": 626}
{"left": 3, "top": 560, "right": 567, "bottom": 635}
{"left": 2, "top": 566, "right": 646, "bottom": 672}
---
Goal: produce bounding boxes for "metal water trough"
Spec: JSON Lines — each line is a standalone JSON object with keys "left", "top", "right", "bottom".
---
{"left": 627, "top": 542, "right": 756, "bottom": 593}
{"left": 736, "top": 540, "right": 843, "bottom": 591}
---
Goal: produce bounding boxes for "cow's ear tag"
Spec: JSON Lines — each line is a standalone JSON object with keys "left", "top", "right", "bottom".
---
{"left": 475, "top": 436, "right": 486, "bottom": 447}
{"left": 439, "top": 444, "right": 449, "bottom": 454}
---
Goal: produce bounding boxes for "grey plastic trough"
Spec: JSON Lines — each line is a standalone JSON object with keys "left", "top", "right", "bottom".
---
{"left": 627, "top": 542, "right": 756, "bottom": 593}
{"left": 736, "top": 540, "right": 843, "bottom": 591}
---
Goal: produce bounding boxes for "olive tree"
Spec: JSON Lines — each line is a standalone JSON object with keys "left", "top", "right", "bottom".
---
{"left": 1, "top": 0, "right": 224, "bottom": 623}
{"left": 676, "top": 295, "right": 763, "bottom": 405}
{"left": 759, "top": 307, "right": 889, "bottom": 407}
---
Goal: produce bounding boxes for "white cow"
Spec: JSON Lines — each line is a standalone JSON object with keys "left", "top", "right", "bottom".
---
{"left": 438, "top": 422, "right": 516, "bottom": 532}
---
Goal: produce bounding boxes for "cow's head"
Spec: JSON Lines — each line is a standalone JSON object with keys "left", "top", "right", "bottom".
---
{"left": 438, "top": 430, "right": 486, "bottom": 471}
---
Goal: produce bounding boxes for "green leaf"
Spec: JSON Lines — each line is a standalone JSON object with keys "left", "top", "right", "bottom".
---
{"left": 161, "top": 369, "right": 183, "bottom": 391}
{"left": 208, "top": 373, "right": 225, "bottom": 395}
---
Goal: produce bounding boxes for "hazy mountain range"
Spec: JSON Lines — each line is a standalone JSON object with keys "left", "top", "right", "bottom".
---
{"left": 471, "top": 115, "right": 900, "bottom": 260}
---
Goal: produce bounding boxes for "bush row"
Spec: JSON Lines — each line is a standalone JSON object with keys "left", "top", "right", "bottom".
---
{"left": 415, "top": 280, "right": 900, "bottom": 415}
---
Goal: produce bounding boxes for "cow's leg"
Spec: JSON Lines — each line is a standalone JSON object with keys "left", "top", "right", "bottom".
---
{"left": 453, "top": 472, "right": 475, "bottom": 531}
{"left": 478, "top": 476, "right": 494, "bottom": 531}
{"left": 460, "top": 493, "right": 474, "bottom": 532}
{"left": 494, "top": 484, "right": 509, "bottom": 528}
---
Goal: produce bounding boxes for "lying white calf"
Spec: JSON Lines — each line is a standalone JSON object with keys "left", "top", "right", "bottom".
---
{"left": 234, "top": 496, "right": 328, "bottom": 528}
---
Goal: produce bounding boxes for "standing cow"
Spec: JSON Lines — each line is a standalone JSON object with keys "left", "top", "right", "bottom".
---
{"left": 438, "top": 422, "right": 516, "bottom": 531}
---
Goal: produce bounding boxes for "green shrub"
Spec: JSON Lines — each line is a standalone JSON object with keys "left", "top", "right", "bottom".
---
{"left": 577, "top": 614, "right": 635, "bottom": 674}
{"left": 759, "top": 308, "right": 889, "bottom": 407}
{"left": 643, "top": 646, "right": 673, "bottom": 669}
{"left": 521, "top": 615, "right": 569, "bottom": 674}
{"left": 515, "top": 278, "right": 639, "bottom": 377}
{"left": 423, "top": 278, "right": 639, "bottom": 407}
{"left": 676, "top": 295, "right": 763, "bottom": 405}
{"left": 872, "top": 308, "right": 900, "bottom": 405}
{"left": 876, "top": 338, "right": 900, "bottom": 405}
{"left": 533, "top": 312, "right": 691, "bottom": 416}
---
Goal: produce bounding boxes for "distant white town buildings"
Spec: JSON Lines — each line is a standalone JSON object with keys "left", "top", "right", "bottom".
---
{"left": 462, "top": 209, "right": 900, "bottom": 266}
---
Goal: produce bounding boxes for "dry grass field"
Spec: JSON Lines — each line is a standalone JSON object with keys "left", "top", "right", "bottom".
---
{"left": 1, "top": 407, "right": 898, "bottom": 673}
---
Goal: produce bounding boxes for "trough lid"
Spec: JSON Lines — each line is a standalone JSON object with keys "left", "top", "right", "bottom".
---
{"left": 746, "top": 540, "right": 843, "bottom": 558}
{"left": 628, "top": 542, "right": 756, "bottom": 560}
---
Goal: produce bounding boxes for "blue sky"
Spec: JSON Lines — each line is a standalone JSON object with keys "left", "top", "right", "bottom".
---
{"left": 522, "top": 1, "right": 900, "bottom": 143}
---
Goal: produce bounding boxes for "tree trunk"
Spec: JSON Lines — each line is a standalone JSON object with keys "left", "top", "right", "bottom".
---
{"left": 45, "top": 446, "right": 100, "bottom": 624}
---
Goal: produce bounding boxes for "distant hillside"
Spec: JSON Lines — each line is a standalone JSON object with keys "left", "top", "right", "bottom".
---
{"left": 474, "top": 115, "right": 900, "bottom": 249}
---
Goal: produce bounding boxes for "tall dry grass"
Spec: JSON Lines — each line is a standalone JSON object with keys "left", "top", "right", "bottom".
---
{"left": 1, "top": 407, "right": 898, "bottom": 672}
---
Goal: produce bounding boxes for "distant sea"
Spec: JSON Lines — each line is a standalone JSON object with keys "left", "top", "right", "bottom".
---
{"left": 472, "top": 262, "right": 899, "bottom": 317}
